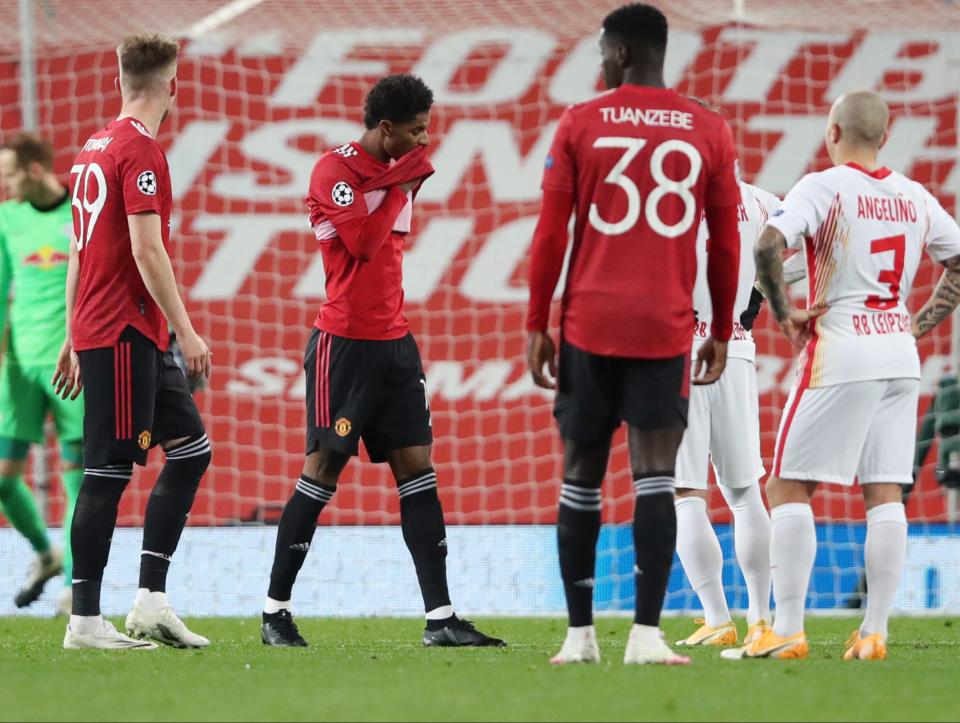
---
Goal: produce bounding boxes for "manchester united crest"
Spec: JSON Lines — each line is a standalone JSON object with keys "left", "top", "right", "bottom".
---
{"left": 334, "top": 418, "right": 352, "bottom": 437}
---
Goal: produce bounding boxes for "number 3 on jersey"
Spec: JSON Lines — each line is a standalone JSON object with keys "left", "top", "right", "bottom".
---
{"left": 865, "top": 233, "right": 906, "bottom": 310}
{"left": 70, "top": 162, "right": 107, "bottom": 251}
{"left": 588, "top": 136, "right": 703, "bottom": 238}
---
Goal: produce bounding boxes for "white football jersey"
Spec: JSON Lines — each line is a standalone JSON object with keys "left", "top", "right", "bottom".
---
{"left": 692, "top": 180, "right": 781, "bottom": 362}
{"left": 766, "top": 162, "right": 960, "bottom": 388}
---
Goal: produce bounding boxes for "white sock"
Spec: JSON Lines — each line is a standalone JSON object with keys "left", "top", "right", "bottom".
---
{"left": 263, "top": 597, "right": 290, "bottom": 615}
{"left": 770, "top": 503, "right": 816, "bottom": 637}
{"left": 721, "top": 484, "right": 772, "bottom": 625}
{"left": 862, "top": 502, "right": 907, "bottom": 640}
{"left": 675, "top": 496, "right": 730, "bottom": 627}
{"left": 425, "top": 605, "right": 454, "bottom": 621}
{"left": 629, "top": 623, "right": 662, "bottom": 647}
{"left": 134, "top": 588, "right": 169, "bottom": 611}
{"left": 69, "top": 614, "right": 102, "bottom": 633}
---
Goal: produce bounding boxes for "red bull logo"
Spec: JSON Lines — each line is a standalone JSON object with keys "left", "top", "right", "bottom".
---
{"left": 23, "top": 246, "right": 69, "bottom": 269}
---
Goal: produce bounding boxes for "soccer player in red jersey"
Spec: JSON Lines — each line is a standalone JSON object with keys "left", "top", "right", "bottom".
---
{"left": 53, "top": 34, "right": 212, "bottom": 650}
{"left": 261, "top": 75, "right": 504, "bottom": 648}
{"left": 526, "top": 3, "right": 742, "bottom": 665}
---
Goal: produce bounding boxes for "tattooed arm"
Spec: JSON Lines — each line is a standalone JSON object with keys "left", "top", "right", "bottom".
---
{"left": 755, "top": 226, "right": 791, "bottom": 324}
{"left": 912, "top": 254, "right": 960, "bottom": 339}
{"left": 755, "top": 225, "right": 828, "bottom": 351}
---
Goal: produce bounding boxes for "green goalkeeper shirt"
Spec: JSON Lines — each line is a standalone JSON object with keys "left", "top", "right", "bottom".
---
{"left": 0, "top": 195, "right": 73, "bottom": 366}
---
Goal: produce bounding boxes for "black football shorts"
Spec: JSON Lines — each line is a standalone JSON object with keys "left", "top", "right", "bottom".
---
{"left": 304, "top": 328, "right": 433, "bottom": 462}
{"left": 78, "top": 325, "right": 205, "bottom": 467}
{"left": 554, "top": 339, "right": 689, "bottom": 444}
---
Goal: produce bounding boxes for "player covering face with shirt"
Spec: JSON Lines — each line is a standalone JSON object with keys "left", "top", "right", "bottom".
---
{"left": 261, "top": 74, "right": 504, "bottom": 649}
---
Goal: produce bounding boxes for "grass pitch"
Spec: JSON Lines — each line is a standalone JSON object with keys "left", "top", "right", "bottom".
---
{"left": 0, "top": 616, "right": 957, "bottom": 721}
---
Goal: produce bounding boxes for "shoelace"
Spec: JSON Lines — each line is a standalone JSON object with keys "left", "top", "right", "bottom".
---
{"left": 449, "top": 617, "right": 479, "bottom": 633}
{"left": 272, "top": 611, "right": 302, "bottom": 639}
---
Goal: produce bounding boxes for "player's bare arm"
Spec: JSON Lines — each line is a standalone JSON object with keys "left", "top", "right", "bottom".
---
{"left": 755, "top": 225, "right": 826, "bottom": 351}
{"left": 52, "top": 234, "right": 81, "bottom": 400}
{"left": 912, "top": 253, "right": 960, "bottom": 338}
{"left": 128, "top": 212, "right": 211, "bottom": 379}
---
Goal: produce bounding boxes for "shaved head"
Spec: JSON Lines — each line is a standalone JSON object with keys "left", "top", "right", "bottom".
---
{"left": 828, "top": 91, "right": 889, "bottom": 148}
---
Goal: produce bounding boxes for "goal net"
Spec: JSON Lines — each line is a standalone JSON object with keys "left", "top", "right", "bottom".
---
{"left": 0, "top": 0, "right": 958, "bottom": 616}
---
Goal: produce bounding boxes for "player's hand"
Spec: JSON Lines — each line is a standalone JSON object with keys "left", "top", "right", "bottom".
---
{"left": 779, "top": 304, "right": 827, "bottom": 352}
{"left": 52, "top": 341, "right": 82, "bottom": 400}
{"left": 693, "top": 336, "right": 728, "bottom": 386}
{"left": 178, "top": 328, "right": 212, "bottom": 381}
{"left": 527, "top": 331, "right": 557, "bottom": 389}
{"left": 911, "top": 317, "right": 925, "bottom": 339}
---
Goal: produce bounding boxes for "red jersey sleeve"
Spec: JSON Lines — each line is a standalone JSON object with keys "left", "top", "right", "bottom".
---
{"left": 703, "top": 116, "right": 740, "bottom": 208}
{"left": 541, "top": 108, "right": 577, "bottom": 194}
{"left": 118, "top": 138, "right": 169, "bottom": 216}
{"left": 307, "top": 158, "right": 370, "bottom": 228}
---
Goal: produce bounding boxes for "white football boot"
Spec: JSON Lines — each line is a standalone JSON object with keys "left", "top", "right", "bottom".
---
{"left": 56, "top": 587, "right": 72, "bottom": 617}
{"left": 125, "top": 600, "right": 210, "bottom": 649}
{"left": 623, "top": 624, "right": 691, "bottom": 665}
{"left": 550, "top": 626, "right": 601, "bottom": 665}
{"left": 64, "top": 617, "right": 158, "bottom": 650}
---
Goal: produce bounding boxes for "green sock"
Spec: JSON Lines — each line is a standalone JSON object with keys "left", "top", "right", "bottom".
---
{"left": 0, "top": 475, "right": 50, "bottom": 554}
{"left": 61, "top": 468, "right": 83, "bottom": 585}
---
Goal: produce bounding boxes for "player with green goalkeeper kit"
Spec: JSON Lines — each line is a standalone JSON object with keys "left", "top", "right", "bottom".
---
{"left": 0, "top": 134, "right": 84, "bottom": 614}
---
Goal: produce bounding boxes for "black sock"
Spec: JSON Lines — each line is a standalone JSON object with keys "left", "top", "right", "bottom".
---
{"left": 631, "top": 474, "right": 677, "bottom": 627}
{"left": 139, "top": 435, "right": 211, "bottom": 592}
{"left": 397, "top": 468, "right": 451, "bottom": 616}
{"left": 71, "top": 467, "right": 131, "bottom": 616}
{"left": 557, "top": 479, "right": 602, "bottom": 627}
{"left": 267, "top": 475, "right": 336, "bottom": 601}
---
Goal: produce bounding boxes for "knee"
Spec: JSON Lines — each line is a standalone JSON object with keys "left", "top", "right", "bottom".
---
{"left": 719, "top": 484, "right": 763, "bottom": 513}
{"left": 863, "top": 483, "right": 904, "bottom": 511}
{"left": 388, "top": 445, "right": 433, "bottom": 482}
{"left": 0, "top": 448, "right": 28, "bottom": 479}
{"left": 60, "top": 441, "right": 84, "bottom": 471}
{"left": 562, "top": 438, "right": 610, "bottom": 482}
{"left": 303, "top": 449, "right": 350, "bottom": 487}
{"left": 164, "top": 434, "right": 212, "bottom": 481}
{"left": 675, "top": 487, "right": 707, "bottom": 502}
{"left": 765, "top": 476, "right": 813, "bottom": 508}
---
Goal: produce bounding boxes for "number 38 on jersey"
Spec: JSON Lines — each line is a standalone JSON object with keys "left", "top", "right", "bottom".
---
{"left": 588, "top": 136, "right": 703, "bottom": 239}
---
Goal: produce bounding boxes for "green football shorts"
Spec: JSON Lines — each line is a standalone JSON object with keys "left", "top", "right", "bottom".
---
{"left": 0, "top": 357, "right": 84, "bottom": 446}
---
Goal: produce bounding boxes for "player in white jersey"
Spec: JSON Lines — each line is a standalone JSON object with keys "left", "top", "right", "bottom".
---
{"left": 737, "top": 91, "right": 960, "bottom": 662}
{"left": 674, "top": 177, "right": 778, "bottom": 649}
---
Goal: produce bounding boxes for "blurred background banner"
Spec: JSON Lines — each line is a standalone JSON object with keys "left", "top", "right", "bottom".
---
{"left": 1, "top": 0, "right": 958, "bottom": 615}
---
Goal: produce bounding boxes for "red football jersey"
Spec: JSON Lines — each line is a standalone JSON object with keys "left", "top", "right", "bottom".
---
{"left": 306, "top": 142, "right": 418, "bottom": 341}
{"left": 539, "top": 84, "right": 740, "bottom": 358}
{"left": 70, "top": 117, "right": 172, "bottom": 352}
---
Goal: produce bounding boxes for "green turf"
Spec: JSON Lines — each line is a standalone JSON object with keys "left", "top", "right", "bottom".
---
{"left": 0, "top": 616, "right": 957, "bottom": 722}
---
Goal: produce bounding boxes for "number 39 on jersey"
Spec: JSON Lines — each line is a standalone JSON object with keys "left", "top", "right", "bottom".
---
{"left": 71, "top": 162, "right": 107, "bottom": 251}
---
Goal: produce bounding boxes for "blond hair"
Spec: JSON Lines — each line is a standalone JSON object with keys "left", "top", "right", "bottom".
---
{"left": 117, "top": 33, "right": 179, "bottom": 93}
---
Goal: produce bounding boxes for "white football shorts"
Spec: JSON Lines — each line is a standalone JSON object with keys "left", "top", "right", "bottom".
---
{"left": 676, "top": 358, "right": 765, "bottom": 490}
{"left": 773, "top": 377, "right": 918, "bottom": 486}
